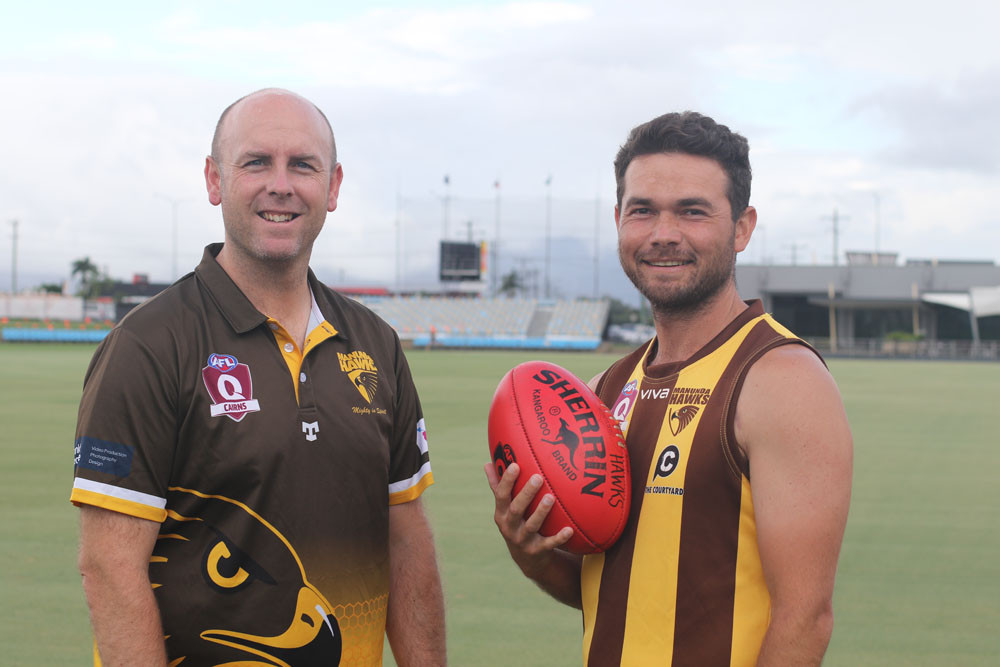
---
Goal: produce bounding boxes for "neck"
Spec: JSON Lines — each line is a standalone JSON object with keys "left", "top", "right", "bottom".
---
{"left": 648, "top": 285, "right": 747, "bottom": 366}
{"left": 216, "top": 246, "right": 313, "bottom": 348}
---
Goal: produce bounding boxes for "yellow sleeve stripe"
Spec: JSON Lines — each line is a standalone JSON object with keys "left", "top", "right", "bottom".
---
{"left": 389, "top": 471, "right": 434, "bottom": 505}
{"left": 71, "top": 488, "right": 167, "bottom": 523}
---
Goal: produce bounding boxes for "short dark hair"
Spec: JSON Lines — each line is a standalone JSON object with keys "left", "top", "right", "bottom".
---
{"left": 614, "top": 111, "right": 751, "bottom": 221}
{"left": 210, "top": 88, "right": 337, "bottom": 166}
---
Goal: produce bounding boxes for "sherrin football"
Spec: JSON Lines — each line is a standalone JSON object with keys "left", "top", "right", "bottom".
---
{"left": 488, "top": 360, "right": 631, "bottom": 554}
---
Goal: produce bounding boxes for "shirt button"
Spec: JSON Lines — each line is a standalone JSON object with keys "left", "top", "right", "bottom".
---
{"left": 269, "top": 322, "right": 279, "bottom": 330}
{"left": 283, "top": 343, "right": 294, "bottom": 353}
{"left": 300, "top": 372, "right": 307, "bottom": 383}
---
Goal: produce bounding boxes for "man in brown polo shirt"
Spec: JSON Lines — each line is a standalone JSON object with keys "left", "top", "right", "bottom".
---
{"left": 72, "top": 89, "right": 445, "bottom": 666}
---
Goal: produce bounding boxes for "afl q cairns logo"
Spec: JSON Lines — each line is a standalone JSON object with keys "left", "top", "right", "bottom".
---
{"left": 611, "top": 379, "right": 638, "bottom": 430}
{"left": 202, "top": 354, "right": 261, "bottom": 422}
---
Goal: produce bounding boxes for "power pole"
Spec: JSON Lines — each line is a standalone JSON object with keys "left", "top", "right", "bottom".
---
{"left": 783, "top": 241, "right": 808, "bottom": 266}
{"left": 822, "top": 208, "right": 850, "bottom": 266}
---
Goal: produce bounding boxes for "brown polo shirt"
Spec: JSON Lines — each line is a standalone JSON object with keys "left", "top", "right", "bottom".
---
{"left": 72, "top": 243, "right": 432, "bottom": 666}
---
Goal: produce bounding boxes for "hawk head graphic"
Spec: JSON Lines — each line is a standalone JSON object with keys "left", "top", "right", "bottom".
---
{"left": 150, "top": 488, "right": 342, "bottom": 665}
{"left": 668, "top": 405, "right": 700, "bottom": 436}
{"left": 348, "top": 369, "right": 378, "bottom": 404}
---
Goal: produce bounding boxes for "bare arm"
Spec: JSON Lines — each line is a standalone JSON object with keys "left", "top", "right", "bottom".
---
{"left": 736, "top": 346, "right": 853, "bottom": 666}
{"left": 485, "top": 462, "right": 583, "bottom": 609}
{"left": 385, "top": 498, "right": 446, "bottom": 666}
{"left": 78, "top": 505, "right": 166, "bottom": 666}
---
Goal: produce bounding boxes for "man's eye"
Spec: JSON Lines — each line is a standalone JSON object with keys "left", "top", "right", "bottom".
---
{"left": 682, "top": 209, "right": 706, "bottom": 216}
{"left": 243, "top": 159, "right": 264, "bottom": 167}
{"left": 630, "top": 208, "right": 652, "bottom": 216}
{"left": 295, "top": 161, "right": 316, "bottom": 170}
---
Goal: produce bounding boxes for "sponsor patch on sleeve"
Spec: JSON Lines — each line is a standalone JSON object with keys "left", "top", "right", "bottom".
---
{"left": 74, "top": 437, "right": 134, "bottom": 477}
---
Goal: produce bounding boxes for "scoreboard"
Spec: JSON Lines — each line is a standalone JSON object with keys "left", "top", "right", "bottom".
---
{"left": 439, "top": 241, "right": 484, "bottom": 282}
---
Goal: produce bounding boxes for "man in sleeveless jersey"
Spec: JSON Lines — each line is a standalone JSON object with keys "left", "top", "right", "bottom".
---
{"left": 74, "top": 89, "right": 446, "bottom": 666}
{"left": 487, "top": 112, "right": 853, "bottom": 666}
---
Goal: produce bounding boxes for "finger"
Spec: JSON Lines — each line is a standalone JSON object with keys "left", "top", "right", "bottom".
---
{"left": 523, "top": 493, "right": 556, "bottom": 533}
{"left": 508, "top": 473, "right": 543, "bottom": 517}
{"left": 541, "top": 526, "right": 574, "bottom": 550}
{"left": 494, "top": 462, "right": 521, "bottom": 500}
{"left": 484, "top": 462, "right": 500, "bottom": 491}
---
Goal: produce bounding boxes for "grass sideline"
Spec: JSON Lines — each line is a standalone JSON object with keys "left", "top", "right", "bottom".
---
{"left": 1, "top": 344, "right": 997, "bottom": 665}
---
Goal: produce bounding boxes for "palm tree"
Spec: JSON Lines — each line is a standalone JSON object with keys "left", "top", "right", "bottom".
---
{"left": 499, "top": 270, "right": 523, "bottom": 297}
{"left": 71, "top": 257, "right": 101, "bottom": 298}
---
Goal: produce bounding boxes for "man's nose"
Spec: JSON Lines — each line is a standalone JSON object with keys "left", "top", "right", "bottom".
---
{"left": 267, "top": 167, "right": 293, "bottom": 197}
{"left": 648, "top": 214, "right": 683, "bottom": 245}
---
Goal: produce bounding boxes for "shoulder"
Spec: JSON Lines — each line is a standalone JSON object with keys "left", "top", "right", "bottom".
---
{"left": 745, "top": 343, "right": 828, "bottom": 389}
{"left": 735, "top": 344, "right": 850, "bottom": 458}
{"left": 90, "top": 276, "right": 208, "bottom": 381}
{"left": 115, "top": 276, "right": 198, "bottom": 336}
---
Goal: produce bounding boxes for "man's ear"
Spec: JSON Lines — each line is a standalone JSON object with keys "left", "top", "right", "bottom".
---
{"left": 735, "top": 206, "right": 757, "bottom": 253}
{"left": 205, "top": 156, "right": 222, "bottom": 207}
{"left": 327, "top": 163, "right": 344, "bottom": 212}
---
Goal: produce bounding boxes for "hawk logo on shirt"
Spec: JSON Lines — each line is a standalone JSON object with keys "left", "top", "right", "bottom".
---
{"left": 151, "top": 488, "right": 342, "bottom": 664}
{"left": 668, "top": 405, "right": 700, "bottom": 436}
{"left": 202, "top": 354, "right": 261, "bottom": 422}
{"left": 338, "top": 351, "right": 379, "bottom": 404}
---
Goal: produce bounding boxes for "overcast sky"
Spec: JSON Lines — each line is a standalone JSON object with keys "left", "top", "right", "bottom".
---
{"left": 2, "top": 0, "right": 999, "bottom": 299}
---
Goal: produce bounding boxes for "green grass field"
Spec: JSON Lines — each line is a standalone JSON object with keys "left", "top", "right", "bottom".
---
{"left": 1, "top": 344, "right": 997, "bottom": 665}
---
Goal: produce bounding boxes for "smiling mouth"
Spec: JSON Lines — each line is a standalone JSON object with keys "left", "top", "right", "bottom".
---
{"left": 642, "top": 259, "right": 691, "bottom": 267}
{"left": 259, "top": 212, "right": 299, "bottom": 222}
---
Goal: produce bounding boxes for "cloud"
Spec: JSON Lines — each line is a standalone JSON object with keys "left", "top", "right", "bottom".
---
{"left": 3, "top": 1, "right": 1000, "bottom": 296}
{"left": 853, "top": 71, "right": 1000, "bottom": 173}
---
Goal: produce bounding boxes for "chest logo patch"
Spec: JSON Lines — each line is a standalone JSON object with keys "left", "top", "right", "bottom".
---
{"left": 202, "top": 353, "right": 261, "bottom": 422}
{"left": 611, "top": 379, "right": 638, "bottom": 432}
{"left": 338, "top": 351, "right": 379, "bottom": 404}
{"left": 668, "top": 405, "right": 700, "bottom": 436}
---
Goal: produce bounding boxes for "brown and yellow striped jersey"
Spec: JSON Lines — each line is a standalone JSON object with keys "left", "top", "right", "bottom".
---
{"left": 582, "top": 300, "right": 817, "bottom": 666}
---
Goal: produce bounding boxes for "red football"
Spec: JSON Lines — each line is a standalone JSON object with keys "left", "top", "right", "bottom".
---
{"left": 488, "top": 360, "right": 630, "bottom": 554}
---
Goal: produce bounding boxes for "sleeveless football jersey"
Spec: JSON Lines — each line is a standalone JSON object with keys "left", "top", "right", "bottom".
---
{"left": 582, "top": 300, "right": 817, "bottom": 666}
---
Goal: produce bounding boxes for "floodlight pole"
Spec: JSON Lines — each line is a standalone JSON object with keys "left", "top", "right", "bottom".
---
{"left": 395, "top": 183, "right": 402, "bottom": 291}
{"left": 10, "top": 219, "right": 18, "bottom": 294}
{"left": 544, "top": 176, "right": 552, "bottom": 299}
{"left": 873, "top": 192, "right": 881, "bottom": 253}
{"left": 442, "top": 175, "right": 451, "bottom": 240}
{"left": 154, "top": 194, "right": 185, "bottom": 280}
{"left": 493, "top": 180, "right": 501, "bottom": 297}
{"left": 593, "top": 194, "right": 600, "bottom": 299}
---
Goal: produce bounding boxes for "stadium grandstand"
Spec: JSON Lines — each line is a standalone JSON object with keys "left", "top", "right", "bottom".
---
{"left": 356, "top": 295, "right": 610, "bottom": 350}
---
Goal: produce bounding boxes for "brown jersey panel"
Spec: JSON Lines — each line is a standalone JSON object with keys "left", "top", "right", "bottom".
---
{"left": 587, "top": 361, "right": 674, "bottom": 667}
{"left": 670, "top": 325, "right": 774, "bottom": 666}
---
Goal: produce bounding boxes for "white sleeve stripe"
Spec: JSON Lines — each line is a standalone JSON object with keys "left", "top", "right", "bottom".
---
{"left": 73, "top": 477, "right": 167, "bottom": 509}
{"left": 388, "top": 461, "right": 433, "bottom": 495}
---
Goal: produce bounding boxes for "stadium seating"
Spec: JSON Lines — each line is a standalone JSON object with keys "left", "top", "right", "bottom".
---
{"left": 358, "top": 297, "right": 609, "bottom": 350}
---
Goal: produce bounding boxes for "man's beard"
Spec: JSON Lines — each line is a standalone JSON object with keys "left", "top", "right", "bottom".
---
{"left": 619, "top": 246, "right": 736, "bottom": 316}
